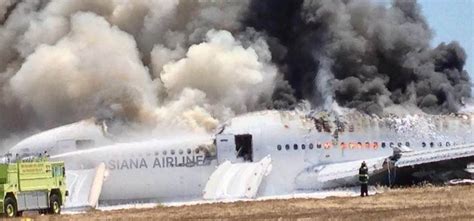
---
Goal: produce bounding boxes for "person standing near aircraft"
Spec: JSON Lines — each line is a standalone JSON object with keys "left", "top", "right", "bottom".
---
{"left": 359, "top": 161, "right": 369, "bottom": 197}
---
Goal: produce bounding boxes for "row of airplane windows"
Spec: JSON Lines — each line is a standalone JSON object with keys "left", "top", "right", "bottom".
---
{"left": 150, "top": 148, "right": 201, "bottom": 156}
{"left": 276, "top": 141, "right": 457, "bottom": 151}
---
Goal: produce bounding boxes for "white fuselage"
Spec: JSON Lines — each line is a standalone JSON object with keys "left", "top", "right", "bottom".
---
{"left": 7, "top": 110, "right": 474, "bottom": 202}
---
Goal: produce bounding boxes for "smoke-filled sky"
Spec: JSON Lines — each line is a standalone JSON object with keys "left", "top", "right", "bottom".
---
{"left": 375, "top": 0, "right": 473, "bottom": 84}
{"left": 0, "top": 0, "right": 472, "bottom": 141}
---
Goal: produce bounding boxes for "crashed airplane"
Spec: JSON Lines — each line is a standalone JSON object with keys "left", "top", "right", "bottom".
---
{"left": 5, "top": 110, "right": 474, "bottom": 207}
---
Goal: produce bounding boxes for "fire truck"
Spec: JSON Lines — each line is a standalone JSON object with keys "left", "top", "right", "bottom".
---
{"left": 0, "top": 158, "right": 68, "bottom": 217}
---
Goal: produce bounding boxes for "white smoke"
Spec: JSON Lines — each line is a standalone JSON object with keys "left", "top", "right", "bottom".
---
{"left": 153, "top": 29, "right": 277, "bottom": 132}
{"left": 10, "top": 12, "right": 156, "bottom": 125}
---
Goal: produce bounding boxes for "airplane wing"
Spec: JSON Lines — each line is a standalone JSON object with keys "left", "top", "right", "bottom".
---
{"left": 388, "top": 143, "right": 474, "bottom": 183}
{"left": 394, "top": 143, "right": 474, "bottom": 168}
{"left": 64, "top": 163, "right": 107, "bottom": 211}
{"left": 294, "top": 157, "right": 389, "bottom": 190}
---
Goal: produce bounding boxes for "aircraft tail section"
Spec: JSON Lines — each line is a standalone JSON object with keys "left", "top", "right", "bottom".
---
{"left": 203, "top": 156, "right": 272, "bottom": 200}
{"left": 64, "top": 163, "right": 107, "bottom": 210}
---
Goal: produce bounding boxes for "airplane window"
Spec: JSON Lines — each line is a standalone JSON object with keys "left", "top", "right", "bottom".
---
{"left": 309, "top": 143, "right": 314, "bottom": 149}
{"left": 179, "top": 149, "right": 184, "bottom": 155}
{"left": 302, "top": 144, "right": 306, "bottom": 150}
{"left": 195, "top": 149, "right": 200, "bottom": 154}
{"left": 365, "top": 142, "right": 370, "bottom": 148}
{"left": 438, "top": 142, "right": 442, "bottom": 147}
{"left": 285, "top": 144, "right": 290, "bottom": 150}
{"left": 373, "top": 142, "right": 379, "bottom": 149}
{"left": 340, "top": 142, "right": 346, "bottom": 149}
{"left": 76, "top": 139, "right": 95, "bottom": 149}
{"left": 381, "top": 142, "right": 386, "bottom": 148}
{"left": 154, "top": 152, "right": 159, "bottom": 156}
{"left": 389, "top": 142, "right": 394, "bottom": 148}
{"left": 446, "top": 142, "right": 451, "bottom": 146}
{"left": 293, "top": 144, "right": 298, "bottom": 150}
{"left": 187, "top": 149, "right": 192, "bottom": 154}
{"left": 317, "top": 143, "right": 322, "bottom": 149}
{"left": 171, "top": 150, "right": 175, "bottom": 155}
{"left": 163, "top": 150, "right": 167, "bottom": 155}
{"left": 430, "top": 142, "right": 434, "bottom": 147}
{"left": 357, "top": 142, "right": 362, "bottom": 148}
{"left": 405, "top": 142, "right": 410, "bottom": 147}
{"left": 422, "top": 142, "right": 426, "bottom": 147}
{"left": 397, "top": 142, "right": 402, "bottom": 147}
{"left": 277, "top": 145, "right": 282, "bottom": 151}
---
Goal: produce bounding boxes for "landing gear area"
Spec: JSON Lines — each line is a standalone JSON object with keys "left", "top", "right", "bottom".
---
{"left": 235, "top": 134, "right": 253, "bottom": 162}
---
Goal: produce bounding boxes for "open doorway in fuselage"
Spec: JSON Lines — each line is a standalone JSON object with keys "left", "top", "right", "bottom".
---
{"left": 235, "top": 134, "right": 253, "bottom": 162}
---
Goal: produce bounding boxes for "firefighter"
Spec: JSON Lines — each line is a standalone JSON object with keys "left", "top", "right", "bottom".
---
{"left": 359, "top": 161, "right": 369, "bottom": 197}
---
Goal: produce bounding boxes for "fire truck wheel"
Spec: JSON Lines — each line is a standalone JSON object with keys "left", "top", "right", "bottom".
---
{"left": 4, "top": 196, "right": 17, "bottom": 218}
{"left": 49, "top": 194, "right": 61, "bottom": 215}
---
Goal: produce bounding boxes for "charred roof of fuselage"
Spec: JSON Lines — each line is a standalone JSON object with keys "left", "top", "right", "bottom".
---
{"left": 217, "top": 109, "right": 474, "bottom": 136}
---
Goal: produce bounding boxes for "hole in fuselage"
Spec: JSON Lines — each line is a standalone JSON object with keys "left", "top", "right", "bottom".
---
{"left": 235, "top": 134, "right": 253, "bottom": 162}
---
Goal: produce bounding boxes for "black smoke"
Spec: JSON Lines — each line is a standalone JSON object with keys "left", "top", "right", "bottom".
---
{"left": 243, "top": 0, "right": 471, "bottom": 115}
{"left": 0, "top": 0, "right": 471, "bottom": 142}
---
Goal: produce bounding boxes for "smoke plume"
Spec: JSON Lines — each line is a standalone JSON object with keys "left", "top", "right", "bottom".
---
{"left": 0, "top": 0, "right": 471, "bottom": 141}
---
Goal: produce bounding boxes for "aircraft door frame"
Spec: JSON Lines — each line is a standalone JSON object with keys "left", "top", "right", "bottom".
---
{"left": 215, "top": 134, "right": 237, "bottom": 163}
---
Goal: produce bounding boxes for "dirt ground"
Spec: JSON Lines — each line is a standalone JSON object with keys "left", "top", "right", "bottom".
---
{"left": 13, "top": 185, "right": 474, "bottom": 221}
